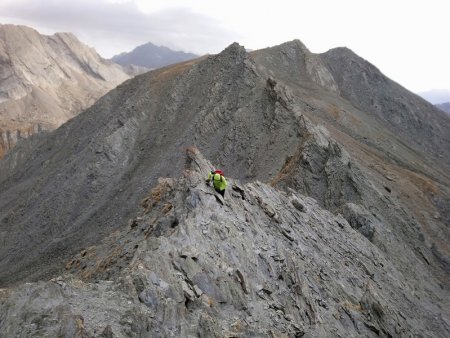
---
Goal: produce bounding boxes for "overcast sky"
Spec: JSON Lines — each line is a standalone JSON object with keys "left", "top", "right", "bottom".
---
{"left": 0, "top": 0, "right": 449, "bottom": 93}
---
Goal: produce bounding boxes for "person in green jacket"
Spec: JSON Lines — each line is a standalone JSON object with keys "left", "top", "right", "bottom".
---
{"left": 206, "top": 169, "right": 227, "bottom": 197}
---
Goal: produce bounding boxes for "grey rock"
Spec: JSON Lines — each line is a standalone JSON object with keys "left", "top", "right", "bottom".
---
{"left": 138, "top": 288, "right": 159, "bottom": 311}
{"left": 0, "top": 38, "right": 449, "bottom": 338}
{"left": 1, "top": 149, "right": 448, "bottom": 337}
{"left": 1, "top": 40, "right": 447, "bottom": 295}
{"left": 100, "top": 325, "right": 114, "bottom": 338}
{"left": 58, "top": 314, "right": 85, "bottom": 338}
{"left": 291, "top": 197, "right": 306, "bottom": 212}
{"left": 340, "top": 203, "right": 379, "bottom": 241}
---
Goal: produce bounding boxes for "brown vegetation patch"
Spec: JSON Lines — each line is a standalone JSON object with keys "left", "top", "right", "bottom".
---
{"left": 0, "top": 288, "right": 10, "bottom": 300}
{"left": 141, "top": 180, "right": 173, "bottom": 213}
{"left": 80, "top": 246, "right": 124, "bottom": 280}
{"left": 65, "top": 246, "right": 96, "bottom": 270}
{"left": 342, "top": 300, "right": 363, "bottom": 312}
{"left": 329, "top": 105, "right": 341, "bottom": 120}
{"left": 162, "top": 203, "right": 173, "bottom": 214}
{"left": 270, "top": 135, "right": 310, "bottom": 186}
{"left": 153, "top": 58, "right": 201, "bottom": 83}
{"left": 402, "top": 170, "right": 439, "bottom": 195}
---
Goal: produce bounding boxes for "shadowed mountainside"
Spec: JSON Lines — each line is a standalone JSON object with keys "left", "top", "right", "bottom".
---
{"left": 0, "top": 40, "right": 449, "bottom": 337}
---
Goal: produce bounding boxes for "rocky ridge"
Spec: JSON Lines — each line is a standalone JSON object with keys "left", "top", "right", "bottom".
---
{"left": 0, "top": 24, "right": 130, "bottom": 157}
{"left": 1, "top": 148, "right": 448, "bottom": 337}
{"left": 0, "top": 40, "right": 449, "bottom": 336}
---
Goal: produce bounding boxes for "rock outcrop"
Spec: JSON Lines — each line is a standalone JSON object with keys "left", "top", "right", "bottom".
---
{"left": 0, "top": 40, "right": 449, "bottom": 336}
{"left": 0, "top": 24, "right": 130, "bottom": 157}
{"left": 1, "top": 149, "right": 448, "bottom": 337}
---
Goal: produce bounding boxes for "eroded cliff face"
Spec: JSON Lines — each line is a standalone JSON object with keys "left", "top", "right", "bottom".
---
{"left": 0, "top": 24, "right": 130, "bottom": 157}
{"left": 1, "top": 149, "right": 448, "bottom": 337}
{"left": 0, "top": 123, "right": 44, "bottom": 158}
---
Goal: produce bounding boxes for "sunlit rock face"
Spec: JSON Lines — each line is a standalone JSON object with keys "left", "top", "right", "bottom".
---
{"left": 0, "top": 24, "right": 130, "bottom": 157}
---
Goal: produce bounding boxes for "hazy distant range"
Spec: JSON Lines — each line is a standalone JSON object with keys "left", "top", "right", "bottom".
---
{"left": 436, "top": 102, "right": 450, "bottom": 114}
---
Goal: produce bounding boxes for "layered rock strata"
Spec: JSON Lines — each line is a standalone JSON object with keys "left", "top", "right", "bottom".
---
{"left": 0, "top": 24, "right": 130, "bottom": 157}
{"left": 1, "top": 149, "right": 447, "bottom": 337}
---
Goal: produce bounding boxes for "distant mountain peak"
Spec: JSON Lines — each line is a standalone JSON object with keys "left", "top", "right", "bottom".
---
{"left": 436, "top": 102, "right": 450, "bottom": 114}
{"left": 111, "top": 41, "right": 199, "bottom": 69}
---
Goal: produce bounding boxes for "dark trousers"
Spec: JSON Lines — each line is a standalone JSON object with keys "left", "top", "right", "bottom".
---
{"left": 215, "top": 188, "right": 225, "bottom": 197}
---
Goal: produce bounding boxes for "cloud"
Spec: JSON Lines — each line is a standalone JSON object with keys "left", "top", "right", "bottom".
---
{"left": 1, "top": 0, "right": 448, "bottom": 92}
{"left": 0, "top": 0, "right": 239, "bottom": 57}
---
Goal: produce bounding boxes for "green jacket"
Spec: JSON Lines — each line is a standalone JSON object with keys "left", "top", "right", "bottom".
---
{"left": 207, "top": 172, "right": 227, "bottom": 191}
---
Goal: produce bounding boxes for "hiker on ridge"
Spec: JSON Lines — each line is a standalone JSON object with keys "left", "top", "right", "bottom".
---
{"left": 206, "top": 169, "right": 227, "bottom": 197}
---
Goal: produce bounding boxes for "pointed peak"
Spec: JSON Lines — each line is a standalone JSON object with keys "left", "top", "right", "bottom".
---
{"left": 281, "top": 39, "right": 311, "bottom": 56}
{"left": 224, "top": 42, "right": 245, "bottom": 51}
{"left": 322, "top": 46, "right": 381, "bottom": 74}
{"left": 284, "top": 39, "right": 309, "bottom": 50}
{"left": 255, "top": 39, "right": 311, "bottom": 57}
{"left": 207, "top": 42, "right": 248, "bottom": 66}
{"left": 220, "top": 42, "right": 247, "bottom": 57}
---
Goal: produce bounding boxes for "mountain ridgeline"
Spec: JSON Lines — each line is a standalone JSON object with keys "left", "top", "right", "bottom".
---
{"left": 0, "top": 40, "right": 449, "bottom": 337}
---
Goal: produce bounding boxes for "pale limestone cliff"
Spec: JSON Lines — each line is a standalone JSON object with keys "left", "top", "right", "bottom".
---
{"left": 0, "top": 24, "right": 130, "bottom": 157}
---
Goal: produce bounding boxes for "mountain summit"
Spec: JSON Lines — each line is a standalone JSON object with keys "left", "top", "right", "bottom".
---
{"left": 0, "top": 24, "right": 130, "bottom": 157}
{"left": 0, "top": 40, "right": 449, "bottom": 337}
